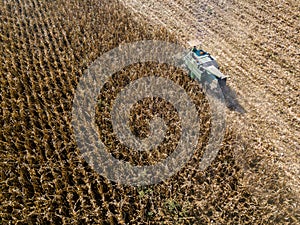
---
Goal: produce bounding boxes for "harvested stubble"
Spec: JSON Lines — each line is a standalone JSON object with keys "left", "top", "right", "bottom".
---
{"left": 1, "top": 0, "right": 299, "bottom": 224}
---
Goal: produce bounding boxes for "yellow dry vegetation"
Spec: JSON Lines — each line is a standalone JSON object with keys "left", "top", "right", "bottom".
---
{"left": 1, "top": 0, "right": 299, "bottom": 224}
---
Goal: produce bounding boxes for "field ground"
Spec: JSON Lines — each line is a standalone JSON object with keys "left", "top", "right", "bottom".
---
{"left": 1, "top": 0, "right": 299, "bottom": 224}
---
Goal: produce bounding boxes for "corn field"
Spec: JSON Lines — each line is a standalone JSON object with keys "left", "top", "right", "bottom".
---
{"left": 1, "top": 0, "right": 299, "bottom": 224}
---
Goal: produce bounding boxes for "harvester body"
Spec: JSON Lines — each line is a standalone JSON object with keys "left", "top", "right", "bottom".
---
{"left": 183, "top": 49, "right": 227, "bottom": 87}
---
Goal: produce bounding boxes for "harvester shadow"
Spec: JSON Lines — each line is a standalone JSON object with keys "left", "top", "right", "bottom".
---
{"left": 221, "top": 85, "right": 246, "bottom": 114}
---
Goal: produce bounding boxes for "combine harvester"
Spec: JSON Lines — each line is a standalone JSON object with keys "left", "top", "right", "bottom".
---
{"left": 182, "top": 42, "right": 246, "bottom": 113}
{"left": 182, "top": 43, "right": 228, "bottom": 88}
